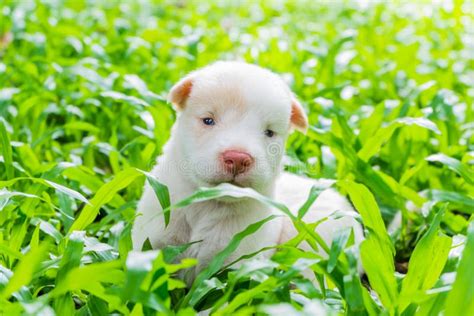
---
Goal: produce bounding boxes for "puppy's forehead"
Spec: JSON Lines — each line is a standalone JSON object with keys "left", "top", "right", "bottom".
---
{"left": 188, "top": 62, "right": 292, "bottom": 115}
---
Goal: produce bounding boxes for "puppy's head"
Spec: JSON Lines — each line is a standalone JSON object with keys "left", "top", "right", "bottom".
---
{"left": 168, "top": 61, "right": 308, "bottom": 193}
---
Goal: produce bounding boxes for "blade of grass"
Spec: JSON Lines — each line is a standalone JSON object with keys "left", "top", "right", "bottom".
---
{"left": 164, "top": 183, "right": 294, "bottom": 220}
{"left": 358, "top": 117, "right": 440, "bottom": 162}
{"left": 0, "top": 177, "right": 90, "bottom": 206}
{"left": 398, "top": 205, "right": 452, "bottom": 312}
{"left": 327, "top": 227, "right": 352, "bottom": 273}
{"left": 183, "top": 215, "right": 278, "bottom": 307}
{"left": 341, "top": 180, "right": 398, "bottom": 310}
{"left": 426, "top": 153, "right": 474, "bottom": 185}
{"left": 444, "top": 219, "right": 474, "bottom": 316}
{"left": 297, "top": 185, "right": 324, "bottom": 219}
{"left": 137, "top": 170, "right": 171, "bottom": 227}
{"left": 0, "top": 243, "right": 49, "bottom": 299}
{"left": 69, "top": 168, "right": 142, "bottom": 232}
{"left": 0, "top": 118, "right": 13, "bottom": 179}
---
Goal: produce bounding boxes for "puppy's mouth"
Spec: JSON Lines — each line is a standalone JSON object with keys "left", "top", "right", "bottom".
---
{"left": 225, "top": 180, "right": 246, "bottom": 188}
{"left": 209, "top": 176, "right": 252, "bottom": 188}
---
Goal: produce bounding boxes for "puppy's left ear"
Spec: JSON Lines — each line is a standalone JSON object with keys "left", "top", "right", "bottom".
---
{"left": 290, "top": 97, "right": 308, "bottom": 133}
{"left": 168, "top": 74, "right": 194, "bottom": 111}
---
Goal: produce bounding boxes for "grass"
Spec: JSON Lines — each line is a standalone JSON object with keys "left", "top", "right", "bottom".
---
{"left": 0, "top": 0, "right": 473, "bottom": 315}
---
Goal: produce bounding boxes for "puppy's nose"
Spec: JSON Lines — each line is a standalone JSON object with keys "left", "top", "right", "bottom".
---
{"left": 221, "top": 150, "right": 254, "bottom": 175}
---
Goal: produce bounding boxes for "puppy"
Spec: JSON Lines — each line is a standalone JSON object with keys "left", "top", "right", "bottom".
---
{"left": 132, "top": 61, "right": 363, "bottom": 283}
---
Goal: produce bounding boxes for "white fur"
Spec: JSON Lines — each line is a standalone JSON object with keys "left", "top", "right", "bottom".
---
{"left": 132, "top": 61, "right": 363, "bottom": 284}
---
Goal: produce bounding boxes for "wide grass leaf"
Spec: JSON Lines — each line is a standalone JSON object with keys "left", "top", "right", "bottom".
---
{"left": 123, "top": 250, "right": 171, "bottom": 312}
{"left": 426, "top": 153, "right": 474, "bottom": 185}
{"left": 0, "top": 177, "right": 90, "bottom": 206}
{"left": 0, "top": 118, "right": 13, "bottom": 180}
{"left": 297, "top": 185, "right": 324, "bottom": 219}
{"left": 63, "top": 121, "right": 100, "bottom": 134}
{"left": 427, "top": 189, "right": 474, "bottom": 212}
{"left": 341, "top": 180, "right": 398, "bottom": 310}
{"left": 1, "top": 1, "right": 473, "bottom": 314}
{"left": 0, "top": 243, "right": 49, "bottom": 300}
{"left": 44, "top": 180, "right": 90, "bottom": 206}
{"left": 444, "top": 220, "right": 474, "bottom": 316}
{"left": 398, "top": 206, "right": 452, "bottom": 312}
{"left": 101, "top": 91, "right": 150, "bottom": 107}
{"left": 69, "top": 168, "right": 142, "bottom": 232}
{"left": 52, "top": 259, "right": 126, "bottom": 314}
{"left": 52, "top": 260, "right": 123, "bottom": 296}
{"left": 138, "top": 170, "right": 171, "bottom": 227}
{"left": 184, "top": 215, "right": 278, "bottom": 307}
{"left": 358, "top": 117, "right": 440, "bottom": 162}
{"left": 56, "top": 231, "right": 86, "bottom": 282}
{"left": 327, "top": 227, "right": 352, "bottom": 273}
{"left": 169, "top": 183, "right": 294, "bottom": 219}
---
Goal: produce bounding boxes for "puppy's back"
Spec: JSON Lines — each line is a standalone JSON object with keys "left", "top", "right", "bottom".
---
{"left": 275, "top": 172, "right": 364, "bottom": 256}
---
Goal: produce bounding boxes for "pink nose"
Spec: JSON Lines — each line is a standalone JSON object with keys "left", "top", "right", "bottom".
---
{"left": 221, "top": 150, "right": 254, "bottom": 175}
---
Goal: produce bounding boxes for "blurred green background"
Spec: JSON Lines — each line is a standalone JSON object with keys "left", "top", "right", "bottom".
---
{"left": 0, "top": 1, "right": 473, "bottom": 315}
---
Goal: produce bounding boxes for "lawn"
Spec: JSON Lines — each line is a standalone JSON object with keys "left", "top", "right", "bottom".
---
{"left": 0, "top": 0, "right": 473, "bottom": 315}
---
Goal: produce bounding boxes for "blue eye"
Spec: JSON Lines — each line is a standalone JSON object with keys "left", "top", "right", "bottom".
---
{"left": 202, "top": 117, "right": 215, "bottom": 126}
{"left": 264, "top": 129, "right": 275, "bottom": 137}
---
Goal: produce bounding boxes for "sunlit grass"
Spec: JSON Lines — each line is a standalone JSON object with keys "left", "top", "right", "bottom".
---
{"left": 0, "top": 0, "right": 473, "bottom": 315}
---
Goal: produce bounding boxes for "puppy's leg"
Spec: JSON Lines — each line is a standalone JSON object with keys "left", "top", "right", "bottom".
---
{"left": 280, "top": 191, "right": 364, "bottom": 283}
{"left": 132, "top": 183, "right": 190, "bottom": 250}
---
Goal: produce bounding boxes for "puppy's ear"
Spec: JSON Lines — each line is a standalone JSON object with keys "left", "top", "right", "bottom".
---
{"left": 168, "top": 75, "right": 194, "bottom": 110}
{"left": 290, "top": 98, "right": 308, "bottom": 133}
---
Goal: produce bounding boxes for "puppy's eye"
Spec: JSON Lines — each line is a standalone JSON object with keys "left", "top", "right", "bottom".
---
{"left": 264, "top": 129, "right": 275, "bottom": 138}
{"left": 202, "top": 118, "right": 215, "bottom": 126}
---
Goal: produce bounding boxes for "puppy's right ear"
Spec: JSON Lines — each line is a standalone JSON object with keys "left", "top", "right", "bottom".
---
{"left": 290, "top": 97, "right": 308, "bottom": 133}
{"left": 168, "top": 75, "right": 194, "bottom": 111}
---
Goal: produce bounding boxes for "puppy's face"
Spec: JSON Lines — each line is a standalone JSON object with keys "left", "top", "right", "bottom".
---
{"left": 169, "top": 62, "right": 307, "bottom": 193}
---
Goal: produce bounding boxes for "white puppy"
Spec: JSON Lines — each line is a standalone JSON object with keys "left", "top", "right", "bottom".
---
{"left": 132, "top": 61, "right": 363, "bottom": 283}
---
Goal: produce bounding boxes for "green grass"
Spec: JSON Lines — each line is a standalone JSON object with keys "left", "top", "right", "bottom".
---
{"left": 1, "top": 0, "right": 473, "bottom": 315}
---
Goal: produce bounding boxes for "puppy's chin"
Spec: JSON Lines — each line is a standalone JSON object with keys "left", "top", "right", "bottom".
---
{"left": 214, "top": 196, "right": 251, "bottom": 204}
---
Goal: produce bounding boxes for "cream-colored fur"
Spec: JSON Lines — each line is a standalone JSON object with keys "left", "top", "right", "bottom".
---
{"left": 132, "top": 61, "right": 363, "bottom": 284}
